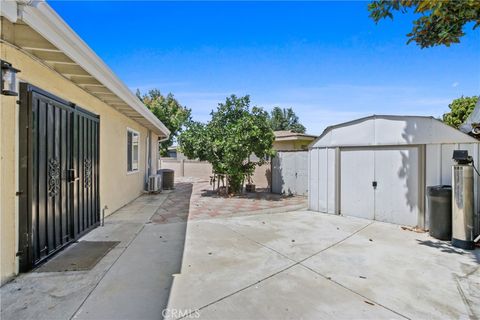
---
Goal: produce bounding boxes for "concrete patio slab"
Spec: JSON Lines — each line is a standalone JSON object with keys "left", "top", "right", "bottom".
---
{"left": 166, "top": 219, "right": 295, "bottom": 313}
{"left": 302, "top": 220, "right": 480, "bottom": 320}
{"left": 216, "top": 210, "right": 371, "bottom": 261}
{"left": 167, "top": 210, "right": 480, "bottom": 320}
{"left": 196, "top": 264, "right": 403, "bottom": 320}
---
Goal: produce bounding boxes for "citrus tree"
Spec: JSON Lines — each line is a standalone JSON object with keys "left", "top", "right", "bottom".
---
{"left": 179, "top": 95, "right": 275, "bottom": 193}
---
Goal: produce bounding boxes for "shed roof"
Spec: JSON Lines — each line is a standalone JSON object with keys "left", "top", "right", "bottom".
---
{"left": 310, "top": 115, "right": 478, "bottom": 148}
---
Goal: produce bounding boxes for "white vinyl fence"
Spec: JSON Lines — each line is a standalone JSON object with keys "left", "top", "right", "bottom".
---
{"left": 272, "top": 151, "right": 308, "bottom": 196}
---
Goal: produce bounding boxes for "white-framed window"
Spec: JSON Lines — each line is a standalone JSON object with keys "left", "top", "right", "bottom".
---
{"left": 127, "top": 128, "right": 140, "bottom": 173}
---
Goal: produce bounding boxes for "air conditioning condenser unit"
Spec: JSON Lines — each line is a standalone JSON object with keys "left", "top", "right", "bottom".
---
{"left": 148, "top": 174, "right": 162, "bottom": 193}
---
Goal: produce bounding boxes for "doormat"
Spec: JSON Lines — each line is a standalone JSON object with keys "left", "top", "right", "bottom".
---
{"left": 35, "top": 241, "right": 120, "bottom": 272}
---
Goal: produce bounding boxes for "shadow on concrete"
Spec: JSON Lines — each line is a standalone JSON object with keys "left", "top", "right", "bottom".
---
{"left": 151, "top": 182, "right": 193, "bottom": 223}
{"left": 150, "top": 182, "right": 193, "bottom": 318}
{"left": 416, "top": 239, "right": 480, "bottom": 264}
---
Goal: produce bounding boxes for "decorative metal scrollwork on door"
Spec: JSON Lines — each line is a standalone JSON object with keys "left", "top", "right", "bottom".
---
{"left": 48, "top": 158, "right": 60, "bottom": 197}
{"left": 84, "top": 158, "right": 92, "bottom": 188}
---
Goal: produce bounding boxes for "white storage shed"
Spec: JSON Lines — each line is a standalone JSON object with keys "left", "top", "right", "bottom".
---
{"left": 308, "top": 115, "right": 480, "bottom": 233}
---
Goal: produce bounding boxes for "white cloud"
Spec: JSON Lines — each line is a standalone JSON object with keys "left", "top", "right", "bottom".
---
{"left": 452, "top": 82, "right": 460, "bottom": 88}
{"left": 132, "top": 83, "right": 458, "bottom": 135}
{"left": 253, "top": 84, "right": 455, "bottom": 134}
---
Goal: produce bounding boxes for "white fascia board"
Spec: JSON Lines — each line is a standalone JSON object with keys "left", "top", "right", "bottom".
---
{"left": 17, "top": 1, "right": 170, "bottom": 137}
{"left": 1, "top": 1, "right": 18, "bottom": 22}
{"left": 276, "top": 136, "right": 316, "bottom": 142}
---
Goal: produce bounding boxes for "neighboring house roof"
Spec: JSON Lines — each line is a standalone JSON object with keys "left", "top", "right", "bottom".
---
{"left": 311, "top": 115, "right": 478, "bottom": 148}
{"left": 274, "top": 130, "right": 317, "bottom": 141}
{"left": 1, "top": 0, "right": 170, "bottom": 138}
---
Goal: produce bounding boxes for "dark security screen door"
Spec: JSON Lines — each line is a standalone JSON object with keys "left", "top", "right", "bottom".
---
{"left": 18, "top": 84, "right": 100, "bottom": 271}
{"left": 71, "top": 107, "right": 100, "bottom": 239}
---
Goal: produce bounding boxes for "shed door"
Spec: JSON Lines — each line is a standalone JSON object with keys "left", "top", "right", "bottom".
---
{"left": 374, "top": 148, "right": 419, "bottom": 226}
{"left": 340, "top": 147, "right": 419, "bottom": 226}
{"left": 18, "top": 84, "right": 100, "bottom": 271}
{"left": 340, "top": 149, "right": 375, "bottom": 219}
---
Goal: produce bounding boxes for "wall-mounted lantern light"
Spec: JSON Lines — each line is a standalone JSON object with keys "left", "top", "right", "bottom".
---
{"left": 1, "top": 60, "right": 21, "bottom": 96}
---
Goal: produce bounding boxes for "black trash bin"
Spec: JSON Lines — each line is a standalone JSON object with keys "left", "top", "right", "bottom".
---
{"left": 427, "top": 185, "right": 452, "bottom": 240}
{"left": 161, "top": 169, "right": 175, "bottom": 190}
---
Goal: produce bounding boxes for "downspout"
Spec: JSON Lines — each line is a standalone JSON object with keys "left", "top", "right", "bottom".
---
{"left": 145, "top": 131, "right": 168, "bottom": 186}
{"left": 145, "top": 130, "right": 151, "bottom": 189}
{"left": 157, "top": 135, "right": 168, "bottom": 171}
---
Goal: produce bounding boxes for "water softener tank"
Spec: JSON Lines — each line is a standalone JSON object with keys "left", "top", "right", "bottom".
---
{"left": 452, "top": 164, "right": 475, "bottom": 250}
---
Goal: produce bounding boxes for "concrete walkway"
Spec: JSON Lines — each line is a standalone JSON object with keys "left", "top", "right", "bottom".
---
{"left": 0, "top": 188, "right": 189, "bottom": 320}
{"left": 166, "top": 210, "right": 480, "bottom": 320}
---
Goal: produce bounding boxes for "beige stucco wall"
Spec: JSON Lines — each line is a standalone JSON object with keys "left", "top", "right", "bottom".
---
{"left": 0, "top": 92, "right": 18, "bottom": 285}
{"left": 251, "top": 163, "right": 271, "bottom": 189}
{"left": 183, "top": 160, "right": 214, "bottom": 179}
{"left": 0, "top": 43, "right": 158, "bottom": 284}
{"left": 160, "top": 159, "right": 186, "bottom": 176}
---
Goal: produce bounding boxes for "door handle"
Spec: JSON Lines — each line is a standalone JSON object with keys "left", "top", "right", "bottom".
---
{"left": 68, "top": 169, "right": 79, "bottom": 183}
{"left": 372, "top": 181, "right": 377, "bottom": 188}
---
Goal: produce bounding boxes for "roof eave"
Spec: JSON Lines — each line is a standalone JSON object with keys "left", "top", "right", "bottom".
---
{"left": 16, "top": 1, "right": 170, "bottom": 137}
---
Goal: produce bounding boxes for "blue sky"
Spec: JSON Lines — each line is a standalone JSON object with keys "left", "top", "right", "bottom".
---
{"left": 50, "top": 1, "right": 480, "bottom": 135}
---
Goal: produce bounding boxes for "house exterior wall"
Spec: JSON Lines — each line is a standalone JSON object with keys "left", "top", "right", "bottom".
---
{"left": 0, "top": 93, "right": 18, "bottom": 285}
{"left": 0, "top": 44, "right": 157, "bottom": 284}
